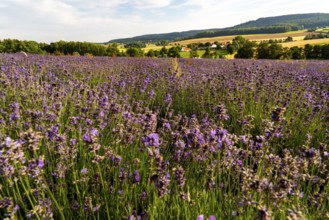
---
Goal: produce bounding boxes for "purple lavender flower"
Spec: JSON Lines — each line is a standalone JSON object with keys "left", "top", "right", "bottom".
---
{"left": 81, "top": 168, "right": 88, "bottom": 174}
{"left": 132, "top": 170, "right": 141, "bottom": 184}
{"left": 197, "top": 215, "right": 204, "bottom": 220}
{"left": 141, "top": 191, "right": 147, "bottom": 201}
{"left": 112, "top": 155, "right": 122, "bottom": 167}
{"left": 164, "top": 93, "right": 172, "bottom": 105}
{"left": 37, "top": 158, "right": 44, "bottom": 168}
{"left": 148, "top": 89, "right": 155, "bottom": 99}
{"left": 5, "top": 137, "right": 11, "bottom": 146}
{"left": 70, "top": 138, "right": 77, "bottom": 146}
{"left": 47, "top": 125, "right": 59, "bottom": 141}
{"left": 90, "top": 128, "right": 99, "bottom": 136}
{"left": 142, "top": 133, "right": 160, "bottom": 147}
{"left": 83, "top": 134, "right": 92, "bottom": 143}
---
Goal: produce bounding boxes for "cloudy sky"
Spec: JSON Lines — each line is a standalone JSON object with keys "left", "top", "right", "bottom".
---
{"left": 0, "top": 0, "right": 328, "bottom": 43}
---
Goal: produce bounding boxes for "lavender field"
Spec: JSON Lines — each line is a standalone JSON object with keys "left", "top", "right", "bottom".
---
{"left": 0, "top": 54, "right": 328, "bottom": 219}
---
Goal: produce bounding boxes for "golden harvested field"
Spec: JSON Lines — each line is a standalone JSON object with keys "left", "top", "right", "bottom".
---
{"left": 281, "top": 38, "right": 329, "bottom": 47}
{"left": 175, "top": 31, "right": 309, "bottom": 45}
{"left": 144, "top": 44, "right": 164, "bottom": 52}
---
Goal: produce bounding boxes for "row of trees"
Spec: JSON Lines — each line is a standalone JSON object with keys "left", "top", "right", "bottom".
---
{"left": 0, "top": 39, "right": 184, "bottom": 58}
{"left": 0, "top": 39, "right": 46, "bottom": 54}
{"left": 195, "top": 26, "right": 298, "bottom": 39}
{"left": 1, "top": 38, "right": 329, "bottom": 60}
{"left": 145, "top": 46, "right": 181, "bottom": 58}
{"left": 0, "top": 39, "right": 121, "bottom": 56}
{"left": 304, "top": 33, "right": 329, "bottom": 40}
{"left": 230, "top": 36, "right": 329, "bottom": 59}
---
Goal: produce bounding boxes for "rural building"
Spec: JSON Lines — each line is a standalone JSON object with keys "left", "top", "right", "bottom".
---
{"left": 181, "top": 47, "right": 191, "bottom": 52}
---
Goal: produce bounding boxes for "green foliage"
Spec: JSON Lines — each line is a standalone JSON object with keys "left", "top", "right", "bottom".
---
{"left": 0, "top": 39, "right": 44, "bottom": 54}
{"left": 159, "top": 46, "right": 168, "bottom": 57}
{"left": 304, "top": 33, "right": 329, "bottom": 40}
{"left": 235, "top": 41, "right": 257, "bottom": 59}
{"left": 106, "top": 43, "right": 120, "bottom": 57}
{"left": 126, "top": 47, "right": 144, "bottom": 57}
{"left": 189, "top": 49, "right": 199, "bottom": 58}
{"left": 196, "top": 26, "right": 296, "bottom": 39}
{"left": 227, "top": 36, "right": 247, "bottom": 54}
{"left": 289, "top": 46, "right": 305, "bottom": 59}
{"left": 107, "top": 30, "right": 206, "bottom": 44}
{"left": 124, "top": 42, "right": 146, "bottom": 49}
{"left": 167, "top": 46, "right": 181, "bottom": 58}
{"left": 202, "top": 47, "right": 212, "bottom": 58}
{"left": 44, "top": 41, "right": 107, "bottom": 56}
{"left": 146, "top": 49, "right": 160, "bottom": 57}
{"left": 155, "top": 40, "right": 170, "bottom": 46}
{"left": 256, "top": 42, "right": 284, "bottom": 59}
{"left": 284, "top": 36, "right": 294, "bottom": 42}
{"left": 234, "top": 13, "right": 329, "bottom": 29}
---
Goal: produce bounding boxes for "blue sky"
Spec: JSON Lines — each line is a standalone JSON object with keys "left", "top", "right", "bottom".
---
{"left": 0, "top": 0, "right": 328, "bottom": 43}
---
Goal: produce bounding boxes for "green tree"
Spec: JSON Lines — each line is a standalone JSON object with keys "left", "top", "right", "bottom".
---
{"left": 107, "top": 43, "right": 120, "bottom": 57}
{"left": 256, "top": 42, "right": 270, "bottom": 59}
{"left": 0, "top": 41, "right": 4, "bottom": 52}
{"left": 159, "top": 46, "right": 168, "bottom": 57}
{"left": 313, "top": 45, "right": 322, "bottom": 59}
{"left": 189, "top": 49, "right": 199, "bottom": 58}
{"left": 289, "top": 46, "right": 305, "bottom": 59}
{"left": 146, "top": 49, "right": 156, "bottom": 57}
{"left": 235, "top": 41, "right": 256, "bottom": 59}
{"left": 268, "top": 43, "right": 283, "bottom": 59}
{"left": 167, "top": 46, "right": 181, "bottom": 58}
{"left": 126, "top": 47, "right": 144, "bottom": 57}
{"left": 285, "top": 36, "right": 293, "bottom": 42}
{"left": 321, "top": 44, "right": 329, "bottom": 59}
{"left": 227, "top": 36, "right": 246, "bottom": 54}
{"left": 202, "top": 47, "right": 212, "bottom": 58}
{"left": 304, "top": 44, "right": 313, "bottom": 59}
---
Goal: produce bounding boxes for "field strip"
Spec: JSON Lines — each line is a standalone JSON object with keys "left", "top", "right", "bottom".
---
{"left": 281, "top": 38, "right": 329, "bottom": 47}
{"left": 175, "top": 32, "right": 309, "bottom": 45}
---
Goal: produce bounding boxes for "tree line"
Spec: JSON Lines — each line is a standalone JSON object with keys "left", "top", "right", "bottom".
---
{"left": 229, "top": 36, "right": 329, "bottom": 59}
{"left": 0, "top": 39, "right": 185, "bottom": 58}
{"left": 1, "top": 38, "right": 329, "bottom": 60}
{"left": 195, "top": 26, "right": 298, "bottom": 39}
{"left": 0, "top": 39, "right": 123, "bottom": 56}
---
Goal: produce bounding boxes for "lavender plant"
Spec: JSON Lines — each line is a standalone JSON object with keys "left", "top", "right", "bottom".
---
{"left": 0, "top": 54, "right": 328, "bottom": 219}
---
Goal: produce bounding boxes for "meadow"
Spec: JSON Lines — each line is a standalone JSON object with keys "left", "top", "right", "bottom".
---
{"left": 0, "top": 54, "right": 328, "bottom": 219}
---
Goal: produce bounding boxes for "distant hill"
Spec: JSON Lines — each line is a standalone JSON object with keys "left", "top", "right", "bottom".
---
{"left": 234, "top": 13, "right": 329, "bottom": 29}
{"left": 107, "top": 13, "right": 329, "bottom": 44}
{"left": 106, "top": 29, "right": 221, "bottom": 44}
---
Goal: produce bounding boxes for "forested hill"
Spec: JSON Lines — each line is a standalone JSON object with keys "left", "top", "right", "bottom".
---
{"left": 106, "top": 29, "right": 221, "bottom": 44}
{"left": 233, "top": 13, "right": 329, "bottom": 29}
{"left": 107, "top": 13, "right": 329, "bottom": 44}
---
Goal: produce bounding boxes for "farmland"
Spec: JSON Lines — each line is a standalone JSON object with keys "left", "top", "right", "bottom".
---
{"left": 174, "top": 31, "right": 309, "bottom": 45}
{"left": 0, "top": 54, "right": 328, "bottom": 219}
{"left": 282, "top": 38, "right": 329, "bottom": 47}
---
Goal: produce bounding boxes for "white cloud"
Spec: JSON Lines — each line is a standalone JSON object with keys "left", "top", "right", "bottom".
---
{"left": 131, "top": 0, "right": 173, "bottom": 9}
{"left": 1, "top": 0, "right": 329, "bottom": 42}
